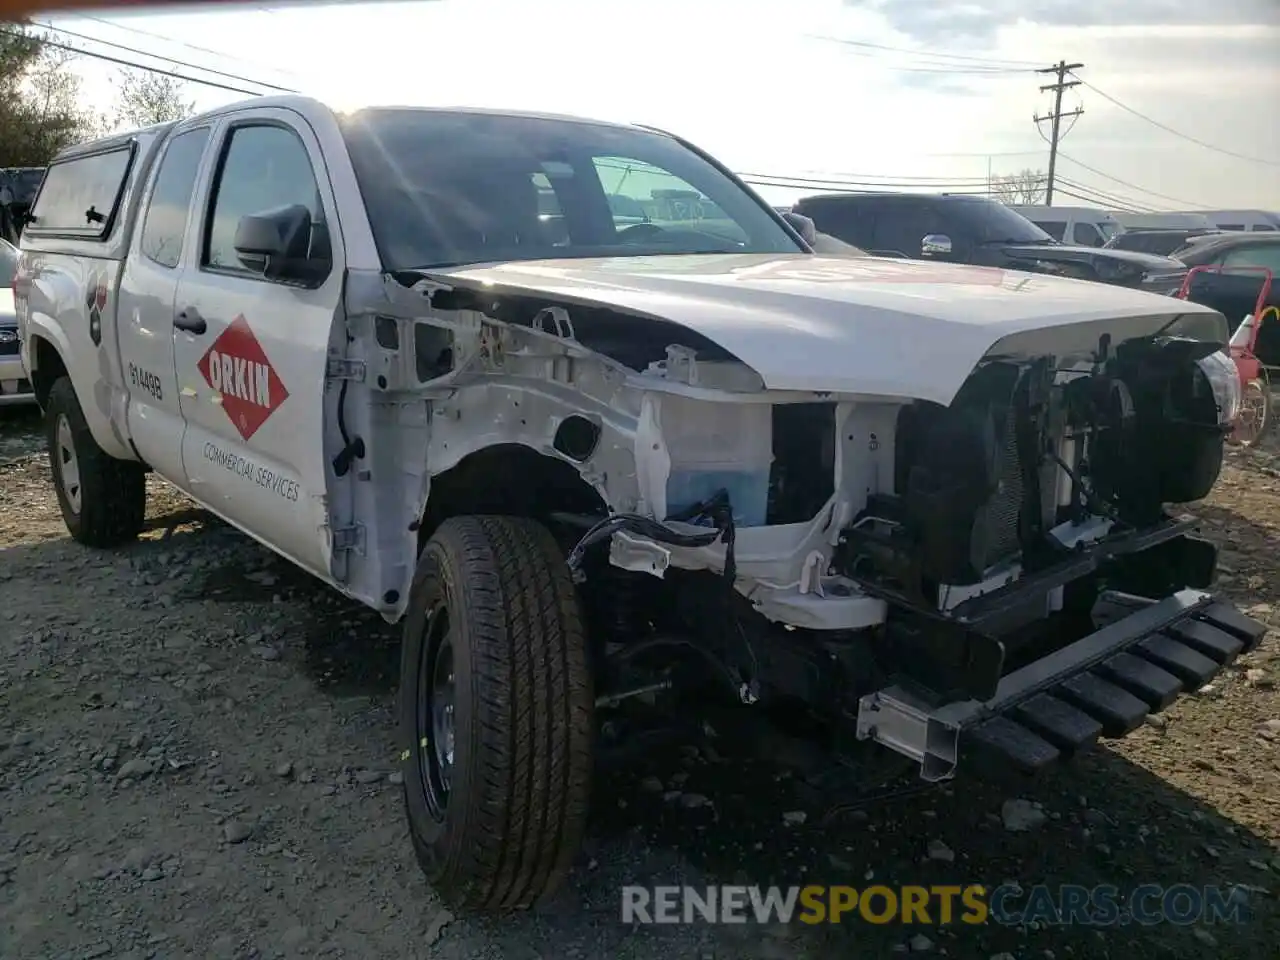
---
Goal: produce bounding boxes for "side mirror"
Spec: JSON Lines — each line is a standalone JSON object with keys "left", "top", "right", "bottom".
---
{"left": 782, "top": 211, "right": 818, "bottom": 246}
{"left": 234, "top": 204, "right": 328, "bottom": 283}
{"left": 921, "top": 234, "right": 952, "bottom": 257}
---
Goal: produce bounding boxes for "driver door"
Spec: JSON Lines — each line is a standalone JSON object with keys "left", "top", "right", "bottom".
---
{"left": 172, "top": 109, "right": 343, "bottom": 579}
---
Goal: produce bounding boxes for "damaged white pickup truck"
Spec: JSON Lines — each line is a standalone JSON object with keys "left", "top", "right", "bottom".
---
{"left": 16, "top": 96, "right": 1267, "bottom": 912}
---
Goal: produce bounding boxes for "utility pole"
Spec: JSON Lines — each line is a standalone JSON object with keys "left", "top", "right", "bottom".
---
{"left": 1034, "top": 60, "right": 1084, "bottom": 206}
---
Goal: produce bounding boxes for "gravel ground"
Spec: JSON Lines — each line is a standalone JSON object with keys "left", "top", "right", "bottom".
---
{"left": 1, "top": 403, "right": 1277, "bottom": 960}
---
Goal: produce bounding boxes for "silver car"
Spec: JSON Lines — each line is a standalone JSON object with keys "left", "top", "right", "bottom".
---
{"left": 0, "top": 238, "right": 33, "bottom": 405}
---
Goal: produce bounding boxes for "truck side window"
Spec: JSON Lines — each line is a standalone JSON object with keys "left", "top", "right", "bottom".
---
{"left": 1035, "top": 221, "right": 1067, "bottom": 241}
{"left": 26, "top": 145, "right": 133, "bottom": 239}
{"left": 203, "top": 123, "right": 326, "bottom": 276}
{"left": 875, "top": 205, "right": 938, "bottom": 257}
{"left": 140, "top": 128, "right": 210, "bottom": 268}
{"left": 1072, "top": 222, "right": 1102, "bottom": 247}
{"left": 800, "top": 199, "right": 876, "bottom": 249}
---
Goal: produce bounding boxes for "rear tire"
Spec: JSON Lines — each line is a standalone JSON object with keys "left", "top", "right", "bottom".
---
{"left": 398, "top": 515, "right": 594, "bottom": 911}
{"left": 45, "top": 377, "right": 146, "bottom": 547}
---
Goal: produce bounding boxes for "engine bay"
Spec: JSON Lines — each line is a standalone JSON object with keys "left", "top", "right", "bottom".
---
{"left": 833, "top": 333, "right": 1236, "bottom": 618}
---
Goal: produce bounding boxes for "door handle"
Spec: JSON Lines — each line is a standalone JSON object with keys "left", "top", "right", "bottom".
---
{"left": 174, "top": 307, "right": 206, "bottom": 335}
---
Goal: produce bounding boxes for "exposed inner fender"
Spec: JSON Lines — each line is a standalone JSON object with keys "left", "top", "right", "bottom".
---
{"left": 390, "top": 268, "right": 747, "bottom": 374}
{"left": 330, "top": 267, "right": 847, "bottom": 627}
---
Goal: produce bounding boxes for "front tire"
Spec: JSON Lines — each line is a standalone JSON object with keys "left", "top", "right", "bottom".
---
{"left": 399, "top": 515, "right": 594, "bottom": 911}
{"left": 45, "top": 377, "right": 146, "bottom": 547}
{"left": 1234, "top": 375, "right": 1272, "bottom": 447}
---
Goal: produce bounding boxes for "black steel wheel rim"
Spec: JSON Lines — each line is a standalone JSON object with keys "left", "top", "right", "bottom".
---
{"left": 417, "top": 604, "right": 456, "bottom": 821}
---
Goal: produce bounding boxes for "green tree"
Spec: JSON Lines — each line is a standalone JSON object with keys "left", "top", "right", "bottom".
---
{"left": 0, "top": 25, "right": 100, "bottom": 167}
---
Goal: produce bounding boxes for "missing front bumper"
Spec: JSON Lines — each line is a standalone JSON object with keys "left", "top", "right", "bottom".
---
{"left": 856, "top": 589, "right": 1267, "bottom": 781}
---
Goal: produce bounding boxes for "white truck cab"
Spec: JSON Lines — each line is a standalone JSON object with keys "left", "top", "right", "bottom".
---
{"left": 1006, "top": 205, "right": 1123, "bottom": 248}
{"left": 1112, "top": 211, "right": 1218, "bottom": 232}
{"left": 1192, "top": 209, "right": 1280, "bottom": 233}
{"left": 16, "top": 95, "right": 1267, "bottom": 915}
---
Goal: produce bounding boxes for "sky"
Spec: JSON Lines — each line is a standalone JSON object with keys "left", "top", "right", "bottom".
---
{"left": 43, "top": 0, "right": 1280, "bottom": 213}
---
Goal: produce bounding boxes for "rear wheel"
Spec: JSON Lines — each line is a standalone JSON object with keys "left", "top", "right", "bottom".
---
{"left": 45, "top": 377, "right": 146, "bottom": 547}
{"left": 398, "top": 515, "right": 594, "bottom": 911}
{"left": 1233, "top": 375, "right": 1272, "bottom": 447}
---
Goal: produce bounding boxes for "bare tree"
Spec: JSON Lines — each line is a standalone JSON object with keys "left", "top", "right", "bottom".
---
{"left": 989, "top": 168, "right": 1048, "bottom": 206}
{"left": 113, "top": 68, "right": 195, "bottom": 129}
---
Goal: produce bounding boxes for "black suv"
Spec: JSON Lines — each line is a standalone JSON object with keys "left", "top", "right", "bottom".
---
{"left": 0, "top": 167, "right": 45, "bottom": 243}
{"left": 793, "top": 192, "right": 1187, "bottom": 293}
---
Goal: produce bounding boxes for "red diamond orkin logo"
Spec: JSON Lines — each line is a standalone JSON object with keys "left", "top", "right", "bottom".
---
{"left": 196, "top": 314, "right": 290, "bottom": 441}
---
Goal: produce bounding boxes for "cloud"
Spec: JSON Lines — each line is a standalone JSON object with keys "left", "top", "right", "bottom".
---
{"left": 848, "top": 0, "right": 1277, "bottom": 43}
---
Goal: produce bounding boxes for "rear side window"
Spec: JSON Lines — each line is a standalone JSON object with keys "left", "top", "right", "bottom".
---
{"left": 140, "top": 128, "right": 210, "bottom": 268}
{"left": 28, "top": 145, "right": 135, "bottom": 239}
{"left": 1034, "top": 220, "right": 1066, "bottom": 241}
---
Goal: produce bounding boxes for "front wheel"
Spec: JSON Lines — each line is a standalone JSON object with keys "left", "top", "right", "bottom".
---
{"left": 1233, "top": 375, "right": 1272, "bottom": 447}
{"left": 45, "top": 377, "right": 146, "bottom": 547}
{"left": 398, "top": 515, "right": 594, "bottom": 911}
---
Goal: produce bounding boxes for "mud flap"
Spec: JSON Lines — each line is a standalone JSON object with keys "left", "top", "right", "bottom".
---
{"left": 856, "top": 590, "right": 1267, "bottom": 780}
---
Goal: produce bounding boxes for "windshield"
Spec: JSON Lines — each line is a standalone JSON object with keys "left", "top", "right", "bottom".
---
{"left": 949, "top": 199, "right": 1056, "bottom": 244}
{"left": 0, "top": 240, "right": 16, "bottom": 287}
{"left": 340, "top": 109, "right": 803, "bottom": 271}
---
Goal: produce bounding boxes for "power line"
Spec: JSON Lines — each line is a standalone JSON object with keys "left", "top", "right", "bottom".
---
{"left": 1054, "top": 178, "right": 1159, "bottom": 214}
{"left": 738, "top": 169, "right": 1023, "bottom": 186}
{"left": 740, "top": 176, "right": 993, "bottom": 197}
{"left": 1054, "top": 175, "right": 1163, "bottom": 212}
{"left": 736, "top": 171, "right": 1021, "bottom": 191}
{"left": 1053, "top": 180, "right": 1150, "bottom": 214}
{"left": 1033, "top": 60, "right": 1084, "bottom": 205}
{"left": 1054, "top": 187, "right": 1148, "bottom": 216}
{"left": 739, "top": 166, "right": 1158, "bottom": 211}
{"left": 1072, "top": 75, "right": 1280, "bottom": 168}
{"left": 1055, "top": 152, "right": 1203, "bottom": 209}
{"left": 35, "top": 21, "right": 298, "bottom": 92}
{"left": 0, "top": 28, "right": 279, "bottom": 97}
{"left": 923, "top": 149, "right": 1045, "bottom": 158}
{"left": 810, "top": 34, "right": 1042, "bottom": 71}
{"left": 12, "top": 24, "right": 1214, "bottom": 217}
{"left": 65, "top": 11, "right": 307, "bottom": 80}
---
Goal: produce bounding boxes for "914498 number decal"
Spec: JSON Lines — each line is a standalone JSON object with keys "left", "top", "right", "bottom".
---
{"left": 128, "top": 362, "right": 163, "bottom": 401}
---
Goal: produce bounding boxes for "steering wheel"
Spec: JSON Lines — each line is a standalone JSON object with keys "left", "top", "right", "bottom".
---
{"left": 616, "top": 222, "right": 666, "bottom": 242}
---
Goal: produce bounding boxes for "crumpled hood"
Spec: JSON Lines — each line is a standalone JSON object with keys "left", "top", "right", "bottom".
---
{"left": 436, "top": 253, "right": 1223, "bottom": 405}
